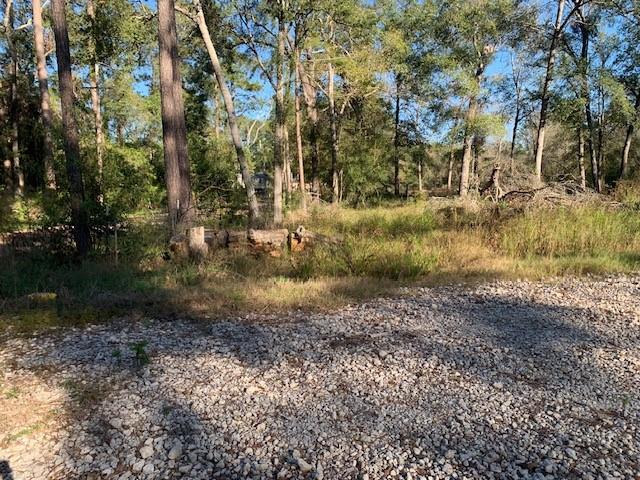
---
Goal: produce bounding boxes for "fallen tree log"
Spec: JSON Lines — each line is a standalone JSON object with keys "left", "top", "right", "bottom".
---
{"left": 248, "top": 228, "right": 289, "bottom": 256}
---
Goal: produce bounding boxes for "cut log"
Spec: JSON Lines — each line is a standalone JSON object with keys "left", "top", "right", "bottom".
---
{"left": 169, "top": 233, "right": 188, "bottom": 260}
{"left": 188, "top": 226, "right": 208, "bottom": 260}
{"left": 205, "top": 229, "right": 229, "bottom": 249}
{"left": 248, "top": 228, "right": 289, "bottom": 256}
{"left": 227, "top": 230, "right": 249, "bottom": 250}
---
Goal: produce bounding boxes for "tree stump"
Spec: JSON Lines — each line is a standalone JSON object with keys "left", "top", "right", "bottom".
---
{"left": 188, "top": 226, "right": 209, "bottom": 260}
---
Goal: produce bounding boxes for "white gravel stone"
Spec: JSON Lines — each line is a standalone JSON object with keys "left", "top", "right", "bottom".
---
{"left": 1, "top": 275, "right": 639, "bottom": 479}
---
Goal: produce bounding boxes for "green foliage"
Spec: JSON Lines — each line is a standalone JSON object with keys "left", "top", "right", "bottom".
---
{"left": 103, "top": 146, "right": 162, "bottom": 216}
{"left": 130, "top": 341, "right": 150, "bottom": 366}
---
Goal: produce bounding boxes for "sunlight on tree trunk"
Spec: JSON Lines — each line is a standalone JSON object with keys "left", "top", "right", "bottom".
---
{"left": 158, "top": 0, "right": 193, "bottom": 234}
{"left": 534, "top": 0, "right": 565, "bottom": 183}
{"left": 32, "top": 0, "right": 57, "bottom": 190}
{"left": 191, "top": 0, "right": 260, "bottom": 226}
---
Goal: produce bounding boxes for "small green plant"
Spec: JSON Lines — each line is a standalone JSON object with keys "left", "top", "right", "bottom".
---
{"left": 111, "top": 348, "right": 122, "bottom": 363}
{"left": 4, "top": 387, "right": 20, "bottom": 399}
{"left": 130, "top": 341, "right": 150, "bottom": 366}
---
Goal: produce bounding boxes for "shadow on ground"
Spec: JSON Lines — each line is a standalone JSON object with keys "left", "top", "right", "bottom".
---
{"left": 3, "top": 280, "right": 640, "bottom": 479}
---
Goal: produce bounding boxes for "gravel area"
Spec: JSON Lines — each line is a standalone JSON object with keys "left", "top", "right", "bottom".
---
{"left": 1, "top": 276, "right": 640, "bottom": 479}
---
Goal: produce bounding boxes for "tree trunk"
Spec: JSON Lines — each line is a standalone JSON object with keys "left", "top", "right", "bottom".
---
{"left": 447, "top": 119, "right": 459, "bottom": 191}
{"left": 328, "top": 62, "right": 340, "bottom": 203}
{"left": 393, "top": 74, "right": 401, "bottom": 196}
{"left": 0, "top": 95, "right": 9, "bottom": 191}
{"left": 577, "top": 126, "right": 587, "bottom": 189}
{"left": 51, "top": 0, "right": 92, "bottom": 255}
{"left": 460, "top": 94, "right": 479, "bottom": 196}
{"left": 596, "top": 89, "right": 605, "bottom": 191}
{"left": 417, "top": 157, "right": 423, "bottom": 193}
{"left": 575, "top": 18, "right": 600, "bottom": 192}
{"left": 533, "top": 0, "right": 566, "bottom": 182}
{"left": 87, "top": 0, "right": 104, "bottom": 202}
{"left": 509, "top": 104, "right": 520, "bottom": 174}
{"left": 192, "top": 0, "right": 260, "bottom": 225}
{"left": 4, "top": 0, "right": 23, "bottom": 196}
{"left": 158, "top": 0, "right": 193, "bottom": 234}
{"left": 620, "top": 92, "right": 639, "bottom": 179}
{"left": 33, "top": 0, "right": 57, "bottom": 190}
{"left": 272, "top": 5, "right": 286, "bottom": 226}
{"left": 294, "top": 47, "right": 306, "bottom": 211}
{"left": 284, "top": 124, "right": 292, "bottom": 198}
{"left": 298, "top": 54, "right": 320, "bottom": 201}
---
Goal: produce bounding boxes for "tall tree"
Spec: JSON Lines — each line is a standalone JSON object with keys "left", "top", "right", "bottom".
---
{"left": 158, "top": 0, "right": 193, "bottom": 234}
{"left": 293, "top": 42, "right": 306, "bottom": 211}
{"left": 32, "top": 0, "right": 56, "bottom": 190}
{"left": 3, "top": 0, "right": 24, "bottom": 195}
{"left": 272, "top": 0, "right": 286, "bottom": 225}
{"left": 86, "top": 0, "right": 105, "bottom": 201}
{"left": 533, "top": 0, "right": 566, "bottom": 183}
{"left": 179, "top": 0, "right": 261, "bottom": 226}
{"left": 51, "top": 0, "right": 92, "bottom": 255}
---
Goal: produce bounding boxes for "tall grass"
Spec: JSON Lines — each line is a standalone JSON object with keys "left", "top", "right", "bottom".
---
{"left": 499, "top": 207, "right": 640, "bottom": 257}
{"left": 3, "top": 200, "right": 640, "bottom": 332}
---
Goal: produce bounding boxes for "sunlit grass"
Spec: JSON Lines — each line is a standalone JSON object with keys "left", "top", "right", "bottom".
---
{"left": 2, "top": 200, "right": 640, "bottom": 333}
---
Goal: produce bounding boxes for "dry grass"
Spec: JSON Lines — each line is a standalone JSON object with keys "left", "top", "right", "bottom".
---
{"left": 2, "top": 198, "right": 640, "bottom": 333}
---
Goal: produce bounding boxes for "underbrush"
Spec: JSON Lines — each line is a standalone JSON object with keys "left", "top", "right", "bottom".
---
{"left": 2, "top": 199, "right": 640, "bottom": 333}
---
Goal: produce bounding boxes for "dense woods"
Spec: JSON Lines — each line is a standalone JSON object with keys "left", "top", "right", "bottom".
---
{"left": 1, "top": 0, "right": 640, "bottom": 251}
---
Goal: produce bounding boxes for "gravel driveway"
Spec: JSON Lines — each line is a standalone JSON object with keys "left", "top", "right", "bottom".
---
{"left": 1, "top": 276, "right": 639, "bottom": 479}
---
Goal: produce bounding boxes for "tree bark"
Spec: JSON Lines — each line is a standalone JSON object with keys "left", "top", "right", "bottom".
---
{"left": 620, "top": 91, "right": 639, "bottom": 179}
{"left": 4, "top": 0, "right": 23, "bottom": 196}
{"left": 51, "top": 0, "right": 92, "bottom": 255}
{"left": 393, "top": 74, "right": 401, "bottom": 196}
{"left": 509, "top": 104, "right": 520, "bottom": 174}
{"left": 87, "top": 0, "right": 105, "bottom": 202}
{"left": 533, "top": 0, "right": 566, "bottom": 182}
{"left": 459, "top": 66, "right": 482, "bottom": 196}
{"left": 298, "top": 54, "right": 320, "bottom": 201}
{"left": 158, "top": 0, "right": 193, "bottom": 234}
{"left": 33, "top": 0, "right": 57, "bottom": 190}
{"left": 577, "top": 125, "right": 587, "bottom": 189}
{"left": 294, "top": 47, "right": 306, "bottom": 211}
{"left": 192, "top": 0, "right": 260, "bottom": 225}
{"left": 328, "top": 62, "right": 340, "bottom": 203}
{"left": 284, "top": 123, "right": 292, "bottom": 198}
{"left": 272, "top": 4, "right": 286, "bottom": 226}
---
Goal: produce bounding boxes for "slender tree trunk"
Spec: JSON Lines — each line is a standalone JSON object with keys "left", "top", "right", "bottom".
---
{"left": 533, "top": 0, "right": 566, "bottom": 182}
{"left": 158, "top": 0, "right": 193, "bottom": 234}
{"left": 597, "top": 90, "right": 605, "bottom": 191}
{"left": 328, "top": 62, "right": 340, "bottom": 203}
{"left": 51, "top": 0, "right": 92, "bottom": 255}
{"left": 460, "top": 94, "right": 479, "bottom": 196}
{"left": 620, "top": 92, "right": 639, "bottom": 179}
{"left": 510, "top": 105, "right": 520, "bottom": 174}
{"left": 5, "top": 0, "right": 23, "bottom": 196}
{"left": 272, "top": 6, "right": 286, "bottom": 225}
{"left": 87, "top": 0, "right": 104, "bottom": 201}
{"left": 294, "top": 47, "right": 306, "bottom": 211}
{"left": 576, "top": 19, "right": 600, "bottom": 192}
{"left": 33, "top": 0, "right": 57, "bottom": 190}
{"left": 393, "top": 74, "right": 401, "bottom": 196}
{"left": 0, "top": 97, "right": 9, "bottom": 191}
{"left": 298, "top": 55, "right": 320, "bottom": 201}
{"left": 192, "top": 0, "right": 260, "bottom": 225}
{"left": 284, "top": 124, "right": 292, "bottom": 198}
{"left": 577, "top": 125, "right": 587, "bottom": 189}
{"left": 10, "top": 57, "right": 23, "bottom": 196}
{"left": 417, "top": 156, "right": 423, "bottom": 193}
